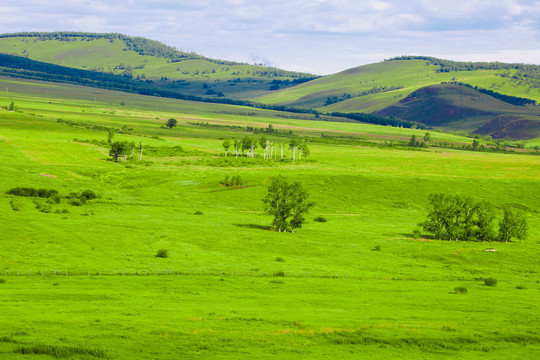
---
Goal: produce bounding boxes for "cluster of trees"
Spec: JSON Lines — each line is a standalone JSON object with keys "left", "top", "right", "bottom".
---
{"left": 408, "top": 132, "right": 431, "bottom": 147}
{"left": 262, "top": 178, "right": 314, "bottom": 232}
{"left": 420, "top": 193, "right": 528, "bottom": 242}
{"left": 222, "top": 136, "right": 310, "bottom": 162}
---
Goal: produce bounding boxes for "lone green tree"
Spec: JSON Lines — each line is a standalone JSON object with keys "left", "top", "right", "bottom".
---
{"left": 498, "top": 208, "right": 528, "bottom": 243}
{"left": 262, "top": 177, "right": 314, "bottom": 233}
{"left": 109, "top": 141, "right": 134, "bottom": 162}
{"left": 166, "top": 118, "right": 177, "bottom": 129}
{"left": 423, "top": 132, "right": 431, "bottom": 146}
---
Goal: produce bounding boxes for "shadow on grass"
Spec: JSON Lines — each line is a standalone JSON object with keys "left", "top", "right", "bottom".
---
{"left": 234, "top": 223, "right": 272, "bottom": 231}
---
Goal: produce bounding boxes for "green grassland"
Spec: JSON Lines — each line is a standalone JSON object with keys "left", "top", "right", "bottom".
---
{"left": 0, "top": 77, "right": 539, "bottom": 359}
{"left": 256, "top": 60, "right": 540, "bottom": 113}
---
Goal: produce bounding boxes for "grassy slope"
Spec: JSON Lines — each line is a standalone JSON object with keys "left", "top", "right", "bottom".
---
{"left": 256, "top": 60, "right": 540, "bottom": 113}
{"left": 0, "top": 36, "right": 312, "bottom": 99}
{"left": 0, "top": 77, "right": 538, "bottom": 359}
{"left": 374, "top": 84, "right": 540, "bottom": 139}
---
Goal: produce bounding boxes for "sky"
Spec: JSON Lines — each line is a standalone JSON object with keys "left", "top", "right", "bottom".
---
{"left": 1, "top": 0, "right": 539, "bottom": 75}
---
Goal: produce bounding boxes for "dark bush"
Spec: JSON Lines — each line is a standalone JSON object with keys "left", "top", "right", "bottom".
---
{"left": 79, "top": 190, "right": 98, "bottom": 200}
{"left": 194, "top": 211, "right": 203, "bottom": 215}
{"left": 0, "top": 278, "right": 6, "bottom": 284}
{"left": 6, "top": 187, "right": 58, "bottom": 198}
{"left": 372, "top": 245, "right": 381, "bottom": 251}
{"left": 273, "top": 271, "right": 285, "bottom": 277}
{"left": 313, "top": 216, "right": 327, "bottom": 223}
{"left": 454, "top": 286, "right": 468, "bottom": 294}
{"left": 274, "top": 257, "right": 285, "bottom": 262}
{"left": 156, "top": 249, "right": 168, "bottom": 258}
{"left": 515, "top": 285, "right": 527, "bottom": 290}
{"left": 484, "top": 277, "right": 497, "bottom": 287}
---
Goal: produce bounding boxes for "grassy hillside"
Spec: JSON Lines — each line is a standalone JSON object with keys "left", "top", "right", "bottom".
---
{"left": 0, "top": 77, "right": 539, "bottom": 359}
{"left": 256, "top": 59, "right": 540, "bottom": 113}
{"left": 0, "top": 32, "right": 316, "bottom": 99}
{"left": 374, "top": 84, "right": 540, "bottom": 139}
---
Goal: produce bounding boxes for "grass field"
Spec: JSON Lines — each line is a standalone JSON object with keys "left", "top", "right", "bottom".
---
{"left": 0, "top": 77, "right": 538, "bottom": 359}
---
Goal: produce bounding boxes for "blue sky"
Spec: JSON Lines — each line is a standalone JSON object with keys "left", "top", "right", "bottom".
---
{"left": 1, "top": 0, "right": 539, "bottom": 74}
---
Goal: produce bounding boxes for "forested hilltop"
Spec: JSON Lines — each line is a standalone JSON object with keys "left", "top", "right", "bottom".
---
{"left": 387, "top": 56, "right": 540, "bottom": 91}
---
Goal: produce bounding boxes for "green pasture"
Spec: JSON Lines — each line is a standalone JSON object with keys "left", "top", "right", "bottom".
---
{"left": 0, "top": 78, "right": 538, "bottom": 358}
{"left": 0, "top": 276, "right": 538, "bottom": 360}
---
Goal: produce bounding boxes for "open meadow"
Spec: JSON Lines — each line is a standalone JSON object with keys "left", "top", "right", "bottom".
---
{"left": 0, "top": 77, "right": 538, "bottom": 359}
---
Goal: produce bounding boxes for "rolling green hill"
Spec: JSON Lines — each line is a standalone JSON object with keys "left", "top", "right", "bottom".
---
{"left": 0, "top": 32, "right": 316, "bottom": 99}
{"left": 374, "top": 84, "right": 540, "bottom": 139}
{"left": 256, "top": 57, "right": 540, "bottom": 113}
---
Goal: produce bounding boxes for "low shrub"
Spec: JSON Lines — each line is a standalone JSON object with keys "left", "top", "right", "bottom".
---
{"left": 194, "top": 211, "right": 203, "bottom": 215}
{"left": 412, "top": 229, "right": 422, "bottom": 238}
{"left": 274, "top": 257, "right": 285, "bottom": 262}
{"left": 9, "top": 199, "right": 21, "bottom": 211}
{"left": 156, "top": 249, "right": 168, "bottom": 258}
{"left": 70, "top": 199, "right": 82, "bottom": 206}
{"left": 269, "top": 280, "right": 284, "bottom": 284}
{"left": 454, "top": 286, "right": 468, "bottom": 294}
{"left": 372, "top": 245, "right": 381, "bottom": 251}
{"left": 273, "top": 271, "right": 285, "bottom": 277}
{"left": 220, "top": 175, "right": 245, "bottom": 187}
{"left": 33, "top": 200, "right": 52, "bottom": 213}
{"left": 484, "top": 277, "right": 497, "bottom": 287}
{"left": 79, "top": 190, "right": 98, "bottom": 200}
{"left": 14, "top": 345, "right": 105, "bottom": 358}
{"left": 313, "top": 216, "right": 327, "bottom": 223}
{"left": 515, "top": 285, "right": 527, "bottom": 290}
{"left": 0, "top": 278, "right": 6, "bottom": 284}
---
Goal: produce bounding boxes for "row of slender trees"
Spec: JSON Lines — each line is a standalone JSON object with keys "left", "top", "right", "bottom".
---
{"left": 222, "top": 135, "right": 310, "bottom": 162}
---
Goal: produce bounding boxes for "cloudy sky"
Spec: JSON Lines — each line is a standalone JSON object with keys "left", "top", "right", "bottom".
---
{"left": 1, "top": 0, "right": 539, "bottom": 75}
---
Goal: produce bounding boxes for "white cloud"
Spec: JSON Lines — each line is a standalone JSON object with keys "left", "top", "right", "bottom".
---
{"left": 0, "top": 0, "right": 539, "bottom": 74}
